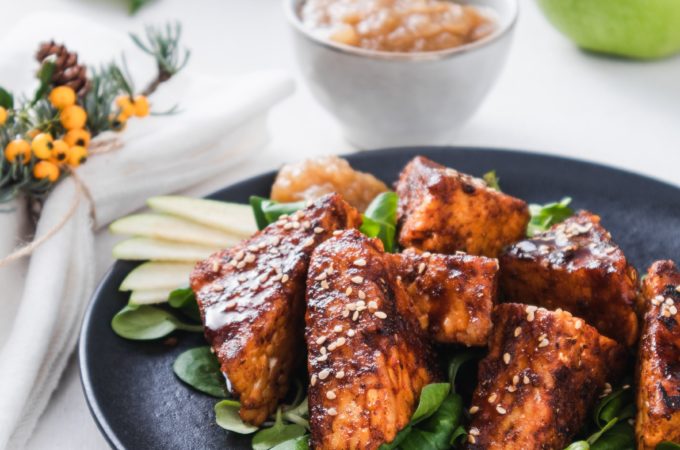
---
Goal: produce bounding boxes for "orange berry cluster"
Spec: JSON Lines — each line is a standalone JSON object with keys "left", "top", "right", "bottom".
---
{"left": 114, "top": 95, "right": 150, "bottom": 130}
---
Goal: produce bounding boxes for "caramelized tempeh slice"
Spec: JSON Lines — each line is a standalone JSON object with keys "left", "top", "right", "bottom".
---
{"left": 395, "top": 156, "right": 529, "bottom": 258}
{"left": 306, "top": 230, "right": 436, "bottom": 450}
{"left": 500, "top": 210, "right": 639, "bottom": 346}
{"left": 392, "top": 248, "right": 499, "bottom": 346}
{"left": 190, "top": 194, "right": 361, "bottom": 425}
{"left": 464, "top": 303, "right": 626, "bottom": 450}
{"left": 636, "top": 260, "right": 680, "bottom": 450}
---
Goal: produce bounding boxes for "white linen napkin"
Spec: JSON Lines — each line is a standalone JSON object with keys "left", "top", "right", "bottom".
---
{"left": 0, "top": 12, "right": 294, "bottom": 449}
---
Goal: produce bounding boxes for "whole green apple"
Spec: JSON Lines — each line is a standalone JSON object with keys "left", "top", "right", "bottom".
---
{"left": 536, "top": 0, "right": 680, "bottom": 59}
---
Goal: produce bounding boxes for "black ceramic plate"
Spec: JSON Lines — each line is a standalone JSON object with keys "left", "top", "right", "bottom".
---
{"left": 80, "top": 147, "right": 680, "bottom": 450}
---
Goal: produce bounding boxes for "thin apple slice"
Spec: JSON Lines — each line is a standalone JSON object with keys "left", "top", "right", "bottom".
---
{"left": 113, "top": 238, "right": 217, "bottom": 263}
{"left": 119, "top": 261, "right": 194, "bottom": 291}
{"left": 147, "top": 196, "right": 257, "bottom": 237}
{"left": 129, "top": 288, "right": 175, "bottom": 305}
{"left": 110, "top": 213, "right": 242, "bottom": 247}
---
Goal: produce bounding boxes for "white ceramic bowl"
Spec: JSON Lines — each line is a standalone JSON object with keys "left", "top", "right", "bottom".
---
{"left": 285, "top": 0, "right": 519, "bottom": 149}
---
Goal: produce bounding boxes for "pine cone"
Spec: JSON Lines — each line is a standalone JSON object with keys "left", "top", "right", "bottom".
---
{"left": 36, "top": 41, "right": 90, "bottom": 97}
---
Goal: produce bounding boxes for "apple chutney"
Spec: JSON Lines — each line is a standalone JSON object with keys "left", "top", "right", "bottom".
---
{"left": 300, "top": 0, "right": 496, "bottom": 53}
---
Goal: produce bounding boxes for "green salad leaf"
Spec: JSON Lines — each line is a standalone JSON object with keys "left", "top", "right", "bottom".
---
{"left": 360, "top": 192, "right": 399, "bottom": 253}
{"left": 446, "top": 348, "right": 482, "bottom": 392}
{"left": 657, "top": 443, "right": 680, "bottom": 450}
{"left": 594, "top": 386, "right": 634, "bottom": 428}
{"left": 168, "top": 287, "right": 201, "bottom": 322}
{"left": 215, "top": 399, "right": 259, "bottom": 434}
{"left": 252, "top": 408, "right": 307, "bottom": 450}
{"left": 270, "top": 435, "right": 310, "bottom": 450}
{"left": 250, "top": 196, "right": 306, "bottom": 230}
{"left": 527, "top": 197, "right": 574, "bottom": 237}
{"left": 410, "top": 383, "right": 451, "bottom": 425}
{"left": 399, "top": 392, "right": 463, "bottom": 450}
{"left": 483, "top": 170, "right": 501, "bottom": 191}
{"left": 172, "top": 346, "right": 227, "bottom": 398}
{"left": 111, "top": 304, "right": 203, "bottom": 340}
{"left": 0, "top": 87, "right": 13, "bottom": 109}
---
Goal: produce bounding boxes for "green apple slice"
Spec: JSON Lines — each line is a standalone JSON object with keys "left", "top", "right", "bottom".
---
{"left": 147, "top": 196, "right": 257, "bottom": 237}
{"left": 119, "top": 261, "right": 194, "bottom": 291}
{"left": 113, "top": 237, "right": 218, "bottom": 262}
{"left": 129, "top": 288, "right": 175, "bottom": 305}
{"left": 110, "top": 213, "right": 242, "bottom": 247}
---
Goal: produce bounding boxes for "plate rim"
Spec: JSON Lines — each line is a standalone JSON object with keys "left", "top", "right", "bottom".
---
{"left": 78, "top": 145, "right": 680, "bottom": 449}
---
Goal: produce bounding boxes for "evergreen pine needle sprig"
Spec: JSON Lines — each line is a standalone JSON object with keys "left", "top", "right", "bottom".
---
{"left": 0, "top": 21, "right": 189, "bottom": 205}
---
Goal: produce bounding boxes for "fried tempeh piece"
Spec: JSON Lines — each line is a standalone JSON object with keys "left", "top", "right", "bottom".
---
{"left": 191, "top": 194, "right": 361, "bottom": 425}
{"left": 391, "top": 248, "right": 499, "bottom": 346}
{"left": 500, "top": 210, "right": 639, "bottom": 346}
{"left": 395, "top": 156, "right": 529, "bottom": 258}
{"left": 306, "top": 230, "right": 436, "bottom": 450}
{"left": 636, "top": 260, "right": 680, "bottom": 450}
{"left": 464, "top": 303, "right": 626, "bottom": 450}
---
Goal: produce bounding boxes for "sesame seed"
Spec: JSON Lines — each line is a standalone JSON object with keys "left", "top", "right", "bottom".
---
{"left": 496, "top": 405, "right": 507, "bottom": 415}
{"left": 258, "top": 274, "right": 269, "bottom": 283}
{"left": 347, "top": 329, "right": 356, "bottom": 337}
{"left": 512, "top": 375, "right": 519, "bottom": 385}
{"left": 229, "top": 260, "right": 238, "bottom": 267}
{"left": 283, "top": 223, "right": 293, "bottom": 230}
{"left": 314, "top": 227, "right": 324, "bottom": 234}
{"left": 663, "top": 309, "right": 672, "bottom": 318}
{"left": 507, "top": 386, "right": 517, "bottom": 393}
{"left": 238, "top": 275, "right": 247, "bottom": 283}
{"left": 236, "top": 261, "right": 246, "bottom": 269}
{"left": 526, "top": 305, "right": 538, "bottom": 313}
{"left": 469, "top": 427, "right": 480, "bottom": 436}
{"left": 303, "top": 237, "right": 315, "bottom": 247}
{"left": 418, "top": 263, "right": 426, "bottom": 274}
{"left": 342, "top": 310, "right": 350, "bottom": 318}
{"left": 575, "top": 320, "right": 583, "bottom": 330}
{"left": 514, "top": 327, "right": 522, "bottom": 337}
{"left": 326, "top": 266, "right": 334, "bottom": 275}
{"left": 234, "top": 251, "right": 245, "bottom": 261}
{"left": 351, "top": 276, "right": 364, "bottom": 284}
{"left": 318, "top": 369, "right": 331, "bottom": 380}
{"left": 244, "top": 254, "right": 256, "bottom": 263}
{"left": 468, "top": 435, "right": 476, "bottom": 444}
{"left": 488, "top": 393, "right": 497, "bottom": 403}
{"left": 523, "top": 375, "right": 530, "bottom": 385}
{"left": 334, "top": 325, "right": 343, "bottom": 333}
{"left": 302, "top": 221, "right": 311, "bottom": 230}
{"left": 311, "top": 375, "right": 317, "bottom": 386}
{"left": 538, "top": 338, "right": 549, "bottom": 348}
{"left": 503, "top": 353, "right": 511, "bottom": 364}
{"left": 212, "top": 284, "right": 224, "bottom": 292}
{"left": 270, "top": 248, "right": 280, "bottom": 255}
{"left": 670, "top": 305, "right": 678, "bottom": 315}
{"left": 336, "top": 337, "right": 346, "bottom": 347}
{"left": 281, "top": 274, "right": 290, "bottom": 283}
{"left": 327, "top": 408, "right": 338, "bottom": 416}
{"left": 271, "top": 237, "right": 281, "bottom": 246}
{"left": 321, "top": 280, "right": 330, "bottom": 290}
{"left": 211, "top": 261, "right": 221, "bottom": 272}
{"left": 353, "top": 258, "right": 367, "bottom": 267}
{"left": 318, "top": 354, "right": 328, "bottom": 362}
{"left": 352, "top": 311, "right": 360, "bottom": 321}
{"left": 469, "top": 406, "right": 479, "bottom": 414}
{"left": 374, "top": 311, "right": 387, "bottom": 319}
{"left": 367, "top": 301, "right": 378, "bottom": 310}
{"left": 316, "top": 273, "right": 327, "bottom": 281}
{"left": 327, "top": 343, "right": 337, "bottom": 351}
{"left": 422, "top": 252, "right": 431, "bottom": 258}
{"left": 358, "top": 290, "right": 366, "bottom": 300}
{"left": 316, "top": 336, "right": 327, "bottom": 345}
{"left": 326, "top": 391, "right": 336, "bottom": 400}
{"left": 336, "top": 370, "right": 345, "bottom": 379}
{"left": 291, "top": 221, "right": 301, "bottom": 229}
{"left": 676, "top": 285, "right": 680, "bottom": 293}
{"left": 279, "top": 214, "right": 289, "bottom": 219}
{"left": 345, "top": 287, "right": 353, "bottom": 296}
{"left": 347, "top": 303, "right": 357, "bottom": 311}
{"left": 356, "top": 305, "right": 367, "bottom": 312}
{"left": 665, "top": 298, "right": 675, "bottom": 306}
{"left": 356, "top": 300, "right": 366, "bottom": 308}
{"left": 527, "top": 312, "right": 535, "bottom": 322}
{"left": 333, "top": 230, "right": 343, "bottom": 236}
{"left": 320, "top": 347, "right": 327, "bottom": 355}
{"left": 623, "top": 384, "right": 631, "bottom": 390}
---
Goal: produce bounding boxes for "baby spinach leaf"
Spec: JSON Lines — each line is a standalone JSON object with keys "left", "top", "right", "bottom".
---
{"left": 252, "top": 408, "right": 307, "bottom": 450}
{"left": 168, "top": 287, "right": 201, "bottom": 322}
{"left": 657, "top": 443, "right": 680, "bottom": 450}
{"left": 250, "top": 196, "right": 305, "bottom": 230}
{"left": 173, "top": 346, "right": 227, "bottom": 398}
{"left": 111, "top": 305, "right": 203, "bottom": 340}
{"left": 411, "top": 383, "right": 451, "bottom": 425}
{"left": 270, "top": 435, "right": 310, "bottom": 450}
{"left": 400, "top": 392, "right": 463, "bottom": 450}
{"left": 483, "top": 170, "right": 501, "bottom": 191}
{"left": 214, "top": 399, "right": 259, "bottom": 434}
{"left": 446, "top": 348, "right": 482, "bottom": 391}
{"left": 590, "top": 422, "right": 634, "bottom": 450}
{"left": 594, "top": 387, "right": 634, "bottom": 428}
{"left": 527, "top": 197, "right": 573, "bottom": 237}
{"left": 282, "top": 396, "right": 309, "bottom": 429}
{"left": 565, "top": 441, "right": 590, "bottom": 450}
{"left": 449, "top": 425, "right": 467, "bottom": 446}
{"left": 360, "top": 192, "right": 399, "bottom": 253}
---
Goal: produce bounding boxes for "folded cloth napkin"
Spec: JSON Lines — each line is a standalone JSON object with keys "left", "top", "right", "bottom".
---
{"left": 0, "top": 12, "right": 294, "bottom": 449}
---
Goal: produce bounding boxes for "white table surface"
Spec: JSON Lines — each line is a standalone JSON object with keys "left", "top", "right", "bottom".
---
{"left": 2, "top": 0, "right": 679, "bottom": 448}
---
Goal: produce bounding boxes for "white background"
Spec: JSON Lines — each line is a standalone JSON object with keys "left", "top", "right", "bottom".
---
{"left": 1, "top": 0, "right": 679, "bottom": 448}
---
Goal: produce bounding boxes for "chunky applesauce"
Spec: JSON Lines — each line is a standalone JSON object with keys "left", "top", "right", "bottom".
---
{"left": 300, "top": 0, "right": 495, "bottom": 52}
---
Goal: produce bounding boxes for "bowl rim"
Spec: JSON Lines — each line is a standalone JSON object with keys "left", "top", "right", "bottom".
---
{"left": 283, "top": 0, "right": 519, "bottom": 62}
